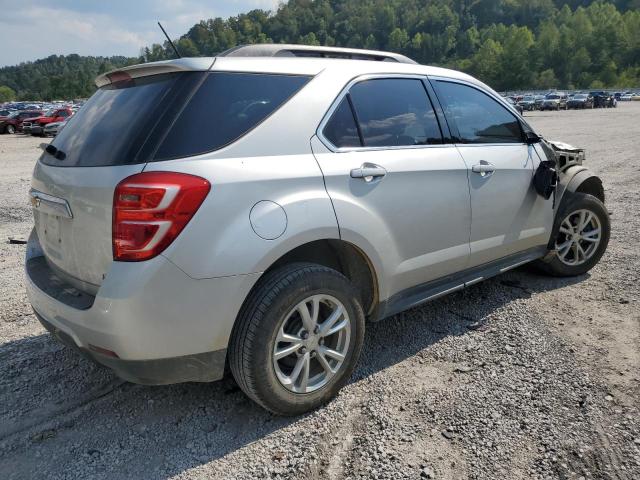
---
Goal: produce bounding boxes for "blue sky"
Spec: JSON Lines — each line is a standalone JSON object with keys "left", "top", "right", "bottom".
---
{"left": 0, "top": 0, "right": 281, "bottom": 67}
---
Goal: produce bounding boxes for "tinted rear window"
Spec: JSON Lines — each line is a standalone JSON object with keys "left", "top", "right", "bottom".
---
{"left": 154, "top": 73, "right": 309, "bottom": 160}
{"left": 43, "top": 73, "right": 183, "bottom": 167}
{"left": 42, "top": 72, "right": 309, "bottom": 167}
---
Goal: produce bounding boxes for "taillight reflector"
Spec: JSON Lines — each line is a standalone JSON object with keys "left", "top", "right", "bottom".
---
{"left": 113, "top": 172, "right": 210, "bottom": 261}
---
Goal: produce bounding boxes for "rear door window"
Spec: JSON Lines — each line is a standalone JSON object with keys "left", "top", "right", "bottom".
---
{"left": 153, "top": 73, "right": 310, "bottom": 160}
{"left": 322, "top": 97, "right": 362, "bottom": 148}
{"left": 434, "top": 81, "right": 523, "bottom": 144}
{"left": 348, "top": 78, "right": 443, "bottom": 147}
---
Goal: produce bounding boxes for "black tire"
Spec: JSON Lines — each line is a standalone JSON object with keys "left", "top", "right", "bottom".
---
{"left": 229, "top": 262, "right": 365, "bottom": 415}
{"left": 536, "top": 192, "right": 610, "bottom": 277}
{"left": 6, "top": 124, "right": 15, "bottom": 134}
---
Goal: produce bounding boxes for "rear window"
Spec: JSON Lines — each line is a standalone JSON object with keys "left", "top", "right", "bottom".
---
{"left": 44, "top": 73, "right": 183, "bottom": 167}
{"left": 43, "top": 72, "right": 310, "bottom": 167}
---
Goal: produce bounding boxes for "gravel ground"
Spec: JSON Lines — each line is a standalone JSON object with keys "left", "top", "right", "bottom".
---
{"left": 1, "top": 104, "right": 639, "bottom": 480}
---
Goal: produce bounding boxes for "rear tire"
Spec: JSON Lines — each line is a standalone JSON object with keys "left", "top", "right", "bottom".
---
{"left": 229, "top": 262, "right": 365, "bottom": 415}
{"left": 536, "top": 192, "right": 610, "bottom": 277}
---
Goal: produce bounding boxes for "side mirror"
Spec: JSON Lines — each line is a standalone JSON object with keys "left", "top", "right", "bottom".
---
{"left": 525, "top": 131, "right": 541, "bottom": 145}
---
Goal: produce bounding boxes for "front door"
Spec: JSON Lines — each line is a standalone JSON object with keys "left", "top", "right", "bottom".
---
{"left": 431, "top": 79, "right": 554, "bottom": 267}
{"left": 312, "top": 76, "right": 472, "bottom": 300}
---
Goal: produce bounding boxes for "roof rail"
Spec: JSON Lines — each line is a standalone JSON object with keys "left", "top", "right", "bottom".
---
{"left": 218, "top": 44, "right": 418, "bottom": 64}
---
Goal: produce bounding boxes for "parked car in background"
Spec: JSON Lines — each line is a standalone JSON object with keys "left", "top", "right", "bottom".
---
{"left": 517, "top": 95, "right": 537, "bottom": 111}
{"left": 534, "top": 95, "right": 545, "bottom": 109}
{"left": 567, "top": 93, "right": 594, "bottom": 109}
{"left": 505, "top": 96, "right": 524, "bottom": 114}
{"left": 540, "top": 92, "right": 568, "bottom": 111}
{"left": 22, "top": 107, "right": 73, "bottom": 136}
{"left": 43, "top": 119, "right": 68, "bottom": 137}
{"left": 0, "top": 110, "right": 43, "bottom": 134}
{"left": 25, "top": 45, "right": 610, "bottom": 415}
{"left": 619, "top": 93, "right": 634, "bottom": 101}
{"left": 590, "top": 91, "right": 616, "bottom": 108}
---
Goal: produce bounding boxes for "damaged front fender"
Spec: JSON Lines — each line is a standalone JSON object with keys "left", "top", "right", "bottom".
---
{"left": 542, "top": 139, "right": 605, "bottom": 207}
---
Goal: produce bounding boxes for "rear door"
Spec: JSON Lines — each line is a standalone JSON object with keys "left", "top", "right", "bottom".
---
{"left": 431, "top": 78, "right": 553, "bottom": 267}
{"left": 312, "top": 76, "right": 471, "bottom": 298}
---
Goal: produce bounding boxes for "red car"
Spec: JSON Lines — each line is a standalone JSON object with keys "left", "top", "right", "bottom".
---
{"left": 22, "top": 108, "right": 73, "bottom": 136}
{"left": 0, "top": 110, "right": 43, "bottom": 134}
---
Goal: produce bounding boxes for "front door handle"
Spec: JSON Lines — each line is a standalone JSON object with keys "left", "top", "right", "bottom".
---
{"left": 471, "top": 161, "right": 495, "bottom": 177}
{"left": 350, "top": 163, "right": 387, "bottom": 182}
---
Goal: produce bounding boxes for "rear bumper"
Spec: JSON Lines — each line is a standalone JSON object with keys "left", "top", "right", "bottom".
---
{"left": 25, "top": 228, "right": 260, "bottom": 385}
{"left": 35, "top": 311, "right": 226, "bottom": 384}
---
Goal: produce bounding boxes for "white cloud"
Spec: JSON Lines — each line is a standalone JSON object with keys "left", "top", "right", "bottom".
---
{"left": 0, "top": 6, "right": 156, "bottom": 66}
{"left": 0, "top": 0, "right": 283, "bottom": 67}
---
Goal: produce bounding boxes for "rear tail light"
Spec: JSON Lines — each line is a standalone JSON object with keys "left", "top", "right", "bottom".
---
{"left": 113, "top": 172, "right": 210, "bottom": 261}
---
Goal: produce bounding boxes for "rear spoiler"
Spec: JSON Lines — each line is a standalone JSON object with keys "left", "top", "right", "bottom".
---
{"left": 95, "top": 57, "right": 215, "bottom": 88}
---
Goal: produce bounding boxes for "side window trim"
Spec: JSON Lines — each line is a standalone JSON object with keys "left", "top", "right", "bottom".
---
{"left": 345, "top": 92, "right": 365, "bottom": 147}
{"left": 318, "top": 73, "right": 447, "bottom": 152}
{"left": 428, "top": 76, "right": 526, "bottom": 145}
{"left": 421, "top": 78, "right": 452, "bottom": 143}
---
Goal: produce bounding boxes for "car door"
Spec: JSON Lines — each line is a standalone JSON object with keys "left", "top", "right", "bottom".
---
{"left": 311, "top": 76, "right": 471, "bottom": 300}
{"left": 431, "top": 78, "right": 554, "bottom": 267}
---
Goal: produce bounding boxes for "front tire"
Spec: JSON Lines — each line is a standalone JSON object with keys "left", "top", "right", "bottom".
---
{"left": 537, "top": 192, "right": 610, "bottom": 277}
{"left": 6, "top": 124, "right": 15, "bottom": 134}
{"left": 229, "top": 263, "right": 365, "bottom": 415}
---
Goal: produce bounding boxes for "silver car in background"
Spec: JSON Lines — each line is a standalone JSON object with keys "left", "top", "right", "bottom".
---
{"left": 43, "top": 119, "right": 68, "bottom": 136}
{"left": 25, "top": 45, "right": 610, "bottom": 415}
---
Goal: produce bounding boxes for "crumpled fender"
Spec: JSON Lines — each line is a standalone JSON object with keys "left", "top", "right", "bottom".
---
{"left": 540, "top": 139, "right": 604, "bottom": 208}
{"left": 557, "top": 165, "right": 604, "bottom": 207}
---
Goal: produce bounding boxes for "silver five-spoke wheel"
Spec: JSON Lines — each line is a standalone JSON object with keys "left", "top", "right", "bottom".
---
{"left": 273, "top": 294, "right": 351, "bottom": 394}
{"left": 555, "top": 208, "right": 602, "bottom": 266}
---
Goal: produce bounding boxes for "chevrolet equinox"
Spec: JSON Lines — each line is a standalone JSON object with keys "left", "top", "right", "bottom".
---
{"left": 26, "top": 45, "right": 610, "bottom": 415}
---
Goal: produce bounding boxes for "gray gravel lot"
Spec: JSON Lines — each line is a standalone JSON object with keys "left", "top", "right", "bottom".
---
{"left": 1, "top": 104, "right": 639, "bottom": 480}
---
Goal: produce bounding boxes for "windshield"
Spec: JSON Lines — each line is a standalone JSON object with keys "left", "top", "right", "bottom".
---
{"left": 546, "top": 94, "right": 560, "bottom": 99}
{"left": 574, "top": 94, "right": 587, "bottom": 99}
{"left": 523, "top": 96, "right": 534, "bottom": 101}
{"left": 7, "top": 112, "right": 20, "bottom": 119}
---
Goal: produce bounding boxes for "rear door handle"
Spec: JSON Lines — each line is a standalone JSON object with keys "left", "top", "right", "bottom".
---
{"left": 471, "top": 161, "right": 495, "bottom": 177}
{"left": 350, "top": 163, "right": 387, "bottom": 182}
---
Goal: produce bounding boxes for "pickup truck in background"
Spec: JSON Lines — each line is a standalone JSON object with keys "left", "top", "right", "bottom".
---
{"left": 22, "top": 108, "right": 73, "bottom": 136}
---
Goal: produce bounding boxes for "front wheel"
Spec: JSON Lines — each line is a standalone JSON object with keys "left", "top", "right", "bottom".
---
{"left": 5, "top": 124, "right": 15, "bottom": 134}
{"left": 536, "top": 192, "right": 610, "bottom": 277}
{"left": 229, "top": 263, "right": 365, "bottom": 415}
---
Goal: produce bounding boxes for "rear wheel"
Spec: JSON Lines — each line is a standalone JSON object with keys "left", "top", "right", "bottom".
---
{"left": 229, "top": 263, "right": 365, "bottom": 415}
{"left": 536, "top": 192, "right": 610, "bottom": 277}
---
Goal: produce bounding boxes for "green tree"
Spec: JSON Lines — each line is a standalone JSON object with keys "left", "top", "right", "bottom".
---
{"left": 0, "top": 85, "right": 16, "bottom": 102}
{"left": 536, "top": 69, "right": 559, "bottom": 89}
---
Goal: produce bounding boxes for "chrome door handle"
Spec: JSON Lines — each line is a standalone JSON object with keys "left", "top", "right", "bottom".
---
{"left": 350, "top": 163, "right": 387, "bottom": 182}
{"left": 471, "top": 161, "right": 495, "bottom": 176}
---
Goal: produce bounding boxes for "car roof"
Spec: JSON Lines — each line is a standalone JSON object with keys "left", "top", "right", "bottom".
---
{"left": 96, "top": 54, "right": 476, "bottom": 88}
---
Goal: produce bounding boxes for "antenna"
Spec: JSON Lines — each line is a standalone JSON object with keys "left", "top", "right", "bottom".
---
{"left": 157, "top": 22, "right": 181, "bottom": 59}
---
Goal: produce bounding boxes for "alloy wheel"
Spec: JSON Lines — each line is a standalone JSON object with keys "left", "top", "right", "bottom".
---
{"left": 272, "top": 294, "right": 351, "bottom": 394}
{"left": 555, "top": 209, "right": 602, "bottom": 266}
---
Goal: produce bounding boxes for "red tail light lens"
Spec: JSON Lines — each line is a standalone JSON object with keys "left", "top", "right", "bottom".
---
{"left": 113, "top": 172, "right": 210, "bottom": 261}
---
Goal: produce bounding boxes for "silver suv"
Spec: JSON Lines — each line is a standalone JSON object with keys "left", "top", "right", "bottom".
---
{"left": 26, "top": 45, "right": 610, "bottom": 415}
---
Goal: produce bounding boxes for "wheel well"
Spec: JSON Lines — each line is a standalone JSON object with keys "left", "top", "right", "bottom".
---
{"left": 267, "top": 240, "right": 378, "bottom": 316}
{"left": 575, "top": 176, "right": 605, "bottom": 203}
